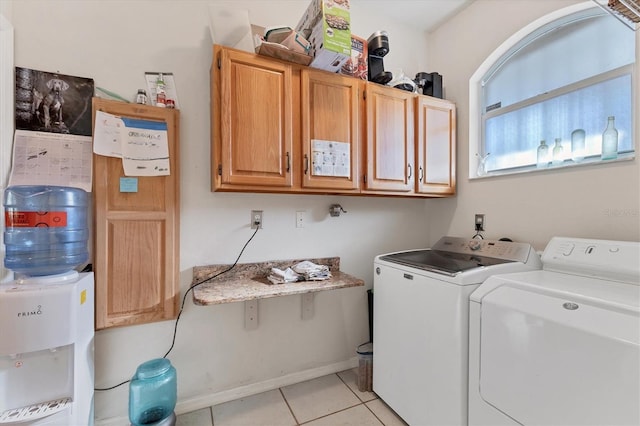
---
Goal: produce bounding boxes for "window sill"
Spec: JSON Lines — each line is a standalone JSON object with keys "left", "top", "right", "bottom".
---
{"left": 469, "top": 152, "right": 636, "bottom": 180}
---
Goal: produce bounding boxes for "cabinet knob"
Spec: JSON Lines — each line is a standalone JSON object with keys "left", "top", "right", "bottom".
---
{"left": 286, "top": 152, "right": 290, "bottom": 172}
{"left": 407, "top": 164, "right": 412, "bottom": 179}
{"left": 304, "top": 154, "right": 309, "bottom": 175}
{"left": 419, "top": 166, "right": 424, "bottom": 181}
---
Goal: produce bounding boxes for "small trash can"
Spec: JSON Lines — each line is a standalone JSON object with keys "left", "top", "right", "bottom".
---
{"left": 356, "top": 342, "right": 373, "bottom": 392}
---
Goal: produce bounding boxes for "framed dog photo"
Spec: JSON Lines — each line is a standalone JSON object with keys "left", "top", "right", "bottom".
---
{"left": 15, "top": 67, "right": 94, "bottom": 136}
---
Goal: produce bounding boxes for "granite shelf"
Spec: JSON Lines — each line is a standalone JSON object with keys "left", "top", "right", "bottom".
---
{"left": 191, "top": 257, "right": 364, "bottom": 306}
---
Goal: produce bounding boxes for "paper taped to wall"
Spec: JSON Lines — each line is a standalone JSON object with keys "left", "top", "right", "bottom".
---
{"left": 93, "top": 111, "right": 170, "bottom": 176}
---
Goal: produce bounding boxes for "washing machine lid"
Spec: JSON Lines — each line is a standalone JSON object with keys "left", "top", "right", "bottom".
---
{"left": 378, "top": 236, "right": 538, "bottom": 277}
{"left": 378, "top": 249, "right": 512, "bottom": 276}
{"left": 478, "top": 277, "right": 640, "bottom": 425}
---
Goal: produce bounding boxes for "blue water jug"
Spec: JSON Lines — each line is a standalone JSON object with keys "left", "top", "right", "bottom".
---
{"left": 3, "top": 185, "right": 89, "bottom": 276}
{"left": 129, "top": 358, "right": 177, "bottom": 426}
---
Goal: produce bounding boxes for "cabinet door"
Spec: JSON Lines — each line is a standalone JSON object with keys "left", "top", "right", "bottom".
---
{"left": 301, "top": 70, "right": 360, "bottom": 191}
{"left": 416, "top": 96, "right": 456, "bottom": 195}
{"left": 364, "top": 84, "right": 415, "bottom": 192}
{"left": 214, "top": 47, "right": 294, "bottom": 189}
{"left": 93, "top": 99, "right": 180, "bottom": 329}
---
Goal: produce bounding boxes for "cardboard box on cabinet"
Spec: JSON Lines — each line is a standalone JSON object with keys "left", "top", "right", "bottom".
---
{"left": 295, "top": 0, "right": 351, "bottom": 73}
{"left": 252, "top": 25, "right": 313, "bottom": 66}
{"left": 264, "top": 27, "right": 311, "bottom": 54}
{"left": 340, "top": 34, "right": 367, "bottom": 80}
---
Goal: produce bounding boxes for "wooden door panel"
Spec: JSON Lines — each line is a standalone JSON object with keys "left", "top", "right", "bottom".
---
{"left": 105, "top": 159, "right": 167, "bottom": 211}
{"left": 365, "top": 85, "right": 414, "bottom": 192}
{"left": 220, "top": 48, "right": 293, "bottom": 187}
{"left": 107, "top": 220, "right": 164, "bottom": 315}
{"left": 416, "top": 96, "right": 456, "bottom": 195}
{"left": 301, "top": 70, "right": 360, "bottom": 190}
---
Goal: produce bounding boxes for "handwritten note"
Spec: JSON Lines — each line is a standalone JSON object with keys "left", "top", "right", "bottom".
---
{"left": 120, "top": 117, "right": 170, "bottom": 176}
{"left": 93, "top": 111, "right": 170, "bottom": 177}
{"left": 93, "top": 110, "right": 124, "bottom": 157}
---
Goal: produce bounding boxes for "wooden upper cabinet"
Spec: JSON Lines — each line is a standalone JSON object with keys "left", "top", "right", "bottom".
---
{"left": 301, "top": 69, "right": 361, "bottom": 191}
{"left": 211, "top": 45, "right": 456, "bottom": 198}
{"left": 364, "top": 83, "right": 415, "bottom": 193}
{"left": 92, "top": 98, "right": 180, "bottom": 330}
{"left": 416, "top": 96, "right": 456, "bottom": 195}
{"left": 214, "top": 46, "right": 294, "bottom": 190}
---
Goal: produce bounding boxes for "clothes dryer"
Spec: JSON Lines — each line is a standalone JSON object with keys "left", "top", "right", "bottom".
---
{"left": 468, "top": 237, "right": 640, "bottom": 425}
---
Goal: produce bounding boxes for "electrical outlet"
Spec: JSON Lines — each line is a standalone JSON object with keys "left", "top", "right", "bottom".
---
{"left": 296, "top": 211, "right": 305, "bottom": 228}
{"left": 251, "top": 210, "right": 263, "bottom": 229}
{"left": 475, "top": 214, "right": 485, "bottom": 231}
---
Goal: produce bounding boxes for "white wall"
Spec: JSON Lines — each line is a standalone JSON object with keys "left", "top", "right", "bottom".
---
{"left": 426, "top": 0, "right": 640, "bottom": 249}
{"left": 7, "top": 0, "right": 433, "bottom": 422}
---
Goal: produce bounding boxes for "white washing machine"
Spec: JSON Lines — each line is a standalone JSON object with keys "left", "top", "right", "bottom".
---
{"left": 373, "top": 236, "right": 541, "bottom": 426}
{"left": 468, "top": 237, "right": 640, "bottom": 425}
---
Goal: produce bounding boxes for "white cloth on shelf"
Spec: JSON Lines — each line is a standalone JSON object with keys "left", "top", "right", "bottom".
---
{"left": 267, "top": 267, "right": 302, "bottom": 284}
{"left": 266, "top": 261, "right": 332, "bottom": 284}
{"left": 292, "top": 261, "right": 331, "bottom": 281}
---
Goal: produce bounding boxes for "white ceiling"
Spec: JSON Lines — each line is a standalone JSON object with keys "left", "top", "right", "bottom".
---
{"left": 359, "top": 0, "right": 474, "bottom": 32}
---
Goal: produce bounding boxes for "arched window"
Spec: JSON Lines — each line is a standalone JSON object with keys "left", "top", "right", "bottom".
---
{"left": 469, "top": 3, "right": 636, "bottom": 178}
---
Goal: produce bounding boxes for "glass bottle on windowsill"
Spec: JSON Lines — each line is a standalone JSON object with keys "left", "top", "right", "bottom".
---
{"left": 552, "top": 138, "right": 564, "bottom": 166}
{"left": 601, "top": 116, "right": 618, "bottom": 160}
{"left": 571, "top": 129, "right": 586, "bottom": 163}
{"left": 536, "top": 140, "right": 550, "bottom": 168}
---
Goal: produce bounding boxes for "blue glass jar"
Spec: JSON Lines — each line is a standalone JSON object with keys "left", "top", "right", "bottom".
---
{"left": 3, "top": 185, "right": 89, "bottom": 276}
{"left": 129, "top": 359, "right": 177, "bottom": 426}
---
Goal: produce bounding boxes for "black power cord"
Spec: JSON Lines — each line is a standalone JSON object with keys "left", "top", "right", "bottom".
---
{"left": 472, "top": 223, "right": 484, "bottom": 239}
{"left": 95, "top": 226, "right": 260, "bottom": 391}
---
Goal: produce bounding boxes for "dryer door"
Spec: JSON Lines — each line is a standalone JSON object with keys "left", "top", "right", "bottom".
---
{"left": 479, "top": 285, "right": 640, "bottom": 425}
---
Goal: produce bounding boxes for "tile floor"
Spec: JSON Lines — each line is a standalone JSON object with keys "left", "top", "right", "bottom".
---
{"left": 175, "top": 368, "right": 408, "bottom": 426}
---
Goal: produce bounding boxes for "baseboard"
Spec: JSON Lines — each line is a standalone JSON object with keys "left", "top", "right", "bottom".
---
{"left": 96, "top": 357, "right": 358, "bottom": 425}
{"left": 177, "top": 357, "right": 358, "bottom": 414}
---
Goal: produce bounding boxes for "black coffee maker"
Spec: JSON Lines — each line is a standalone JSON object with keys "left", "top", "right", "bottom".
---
{"left": 367, "top": 31, "right": 393, "bottom": 85}
{"left": 415, "top": 72, "right": 443, "bottom": 99}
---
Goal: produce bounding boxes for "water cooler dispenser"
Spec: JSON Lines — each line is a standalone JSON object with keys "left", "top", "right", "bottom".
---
{"left": 0, "top": 185, "right": 94, "bottom": 425}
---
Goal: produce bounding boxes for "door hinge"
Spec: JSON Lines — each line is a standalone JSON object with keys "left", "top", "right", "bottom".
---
{"left": 218, "top": 164, "right": 222, "bottom": 175}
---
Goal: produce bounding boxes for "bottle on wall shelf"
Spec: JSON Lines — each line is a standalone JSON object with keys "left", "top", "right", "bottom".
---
{"left": 536, "top": 140, "right": 550, "bottom": 168}
{"left": 571, "top": 129, "right": 586, "bottom": 163}
{"left": 135, "top": 89, "right": 147, "bottom": 105}
{"left": 552, "top": 138, "right": 564, "bottom": 166}
{"left": 601, "top": 116, "right": 618, "bottom": 160}
{"left": 156, "top": 73, "right": 167, "bottom": 108}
